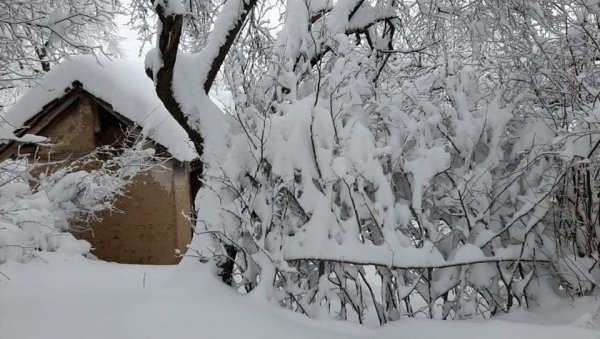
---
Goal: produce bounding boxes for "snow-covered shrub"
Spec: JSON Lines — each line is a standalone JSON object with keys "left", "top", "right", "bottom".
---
{"left": 0, "top": 140, "right": 162, "bottom": 264}
{"left": 140, "top": 0, "right": 600, "bottom": 326}
{"left": 179, "top": 0, "right": 600, "bottom": 324}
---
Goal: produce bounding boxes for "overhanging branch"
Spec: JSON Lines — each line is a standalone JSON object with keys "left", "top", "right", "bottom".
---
{"left": 203, "top": 0, "right": 258, "bottom": 93}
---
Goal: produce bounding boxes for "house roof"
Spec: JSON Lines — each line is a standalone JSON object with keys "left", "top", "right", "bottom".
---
{"left": 0, "top": 56, "right": 198, "bottom": 162}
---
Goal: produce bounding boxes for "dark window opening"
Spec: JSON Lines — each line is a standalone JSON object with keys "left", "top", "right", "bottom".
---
{"left": 189, "top": 168, "right": 202, "bottom": 235}
{"left": 94, "top": 104, "right": 128, "bottom": 147}
{"left": 17, "top": 143, "right": 39, "bottom": 156}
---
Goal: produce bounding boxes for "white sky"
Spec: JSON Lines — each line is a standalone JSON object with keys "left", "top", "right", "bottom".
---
{"left": 114, "top": 0, "right": 282, "bottom": 60}
{"left": 115, "top": 7, "right": 148, "bottom": 60}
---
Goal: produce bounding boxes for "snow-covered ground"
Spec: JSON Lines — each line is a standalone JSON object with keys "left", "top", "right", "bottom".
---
{"left": 1, "top": 253, "right": 598, "bottom": 339}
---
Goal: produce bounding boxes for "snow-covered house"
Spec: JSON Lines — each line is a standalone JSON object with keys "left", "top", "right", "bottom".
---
{"left": 0, "top": 56, "right": 198, "bottom": 264}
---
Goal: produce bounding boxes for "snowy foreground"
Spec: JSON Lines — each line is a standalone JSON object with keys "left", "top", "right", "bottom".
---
{"left": 1, "top": 254, "right": 598, "bottom": 339}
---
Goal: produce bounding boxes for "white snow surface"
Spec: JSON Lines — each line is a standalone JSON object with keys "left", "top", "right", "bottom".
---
{"left": 0, "top": 253, "right": 598, "bottom": 339}
{"left": 0, "top": 56, "right": 197, "bottom": 162}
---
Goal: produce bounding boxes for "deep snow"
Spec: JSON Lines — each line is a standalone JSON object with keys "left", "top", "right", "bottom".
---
{"left": 0, "top": 253, "right": 598, "bottom": 339}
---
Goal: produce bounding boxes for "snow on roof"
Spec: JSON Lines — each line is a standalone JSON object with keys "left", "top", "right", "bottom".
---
{"left": 1, "top": 56, "right": 198, "bottom": 162}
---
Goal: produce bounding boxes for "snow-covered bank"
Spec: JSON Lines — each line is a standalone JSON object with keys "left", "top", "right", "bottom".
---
{"left": 0, "top": 254, "right": 598, "bottom": 339}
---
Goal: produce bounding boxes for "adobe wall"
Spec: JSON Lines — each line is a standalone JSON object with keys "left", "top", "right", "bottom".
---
{"left": 26, "top": 96, "right": 192, "bottom": 264}
{"left": 79, "top": 162, "right": 192, "bottom": 264}
{"left": 30, "top": 96, "right": 98, "bottom": 160}
{"left": 23, "top": 96, "right": 98, "bottom": 179}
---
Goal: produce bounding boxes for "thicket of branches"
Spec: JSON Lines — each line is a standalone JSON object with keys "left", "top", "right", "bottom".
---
{"left": 138, "top": 0, "right": 600, "bottom": 324}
